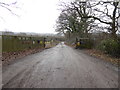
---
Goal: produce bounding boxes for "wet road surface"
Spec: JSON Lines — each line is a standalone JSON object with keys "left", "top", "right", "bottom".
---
{"left": 2, "top": 43, "right": 118, "bottom": 88}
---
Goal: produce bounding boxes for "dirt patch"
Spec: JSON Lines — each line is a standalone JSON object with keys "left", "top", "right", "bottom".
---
{"left": 2, "top": 47, "right": 45, "bottom": 66}
{"left": 84, "top": 49, "right": 120, "bottom": 66}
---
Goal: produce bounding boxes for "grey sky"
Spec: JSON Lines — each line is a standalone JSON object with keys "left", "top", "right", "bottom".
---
{"left": 0, "top": 0, "right": 62, "bottom": 34}
{"left": 0, "top": 0, "right": 119, "bottom": 34}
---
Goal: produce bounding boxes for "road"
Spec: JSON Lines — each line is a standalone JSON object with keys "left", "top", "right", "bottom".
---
{"left": 2, "top": 42, "right": 118, "bottom": 88}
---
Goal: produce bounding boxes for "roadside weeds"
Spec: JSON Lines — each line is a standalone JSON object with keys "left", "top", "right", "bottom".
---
{"left": 83, "top": 49, "right": 120, "bottom": 67}
{"left": 2, "top": 47, "right": 45, "bottom": 66}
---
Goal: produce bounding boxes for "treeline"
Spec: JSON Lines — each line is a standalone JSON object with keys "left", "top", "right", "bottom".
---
{"left": 56, "top": 0, "right": 120, "bottom": 57}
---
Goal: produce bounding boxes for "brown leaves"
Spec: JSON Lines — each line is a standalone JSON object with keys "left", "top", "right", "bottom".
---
{"left": 85, "top": 49, "right": 120, "bottom": 66}
{"left": 2, "top": 47, "right": 45, "bottom": 66}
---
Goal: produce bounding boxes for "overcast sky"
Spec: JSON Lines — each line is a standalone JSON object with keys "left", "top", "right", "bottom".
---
{"left": 0, "top": 0, "right": 71, "bottom": 34}
{"left": 0, "top": 0, "right": 119, "bottom": 34}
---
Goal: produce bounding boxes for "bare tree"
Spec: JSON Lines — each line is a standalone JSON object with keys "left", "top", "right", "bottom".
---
{"left": 56, "top": 0, "right": 120, "bottom": 41}
{"left": 82, "top": 1, "right": 120, "bottom": 38}
{"left": 56, "top": 1, "right": 94, "bottom": 39}
{"left": 0, "top": 1, "right": 20, "bottom": 18}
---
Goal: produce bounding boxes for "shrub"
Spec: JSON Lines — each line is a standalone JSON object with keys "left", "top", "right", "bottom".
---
{"left": 97, "top": 38, "right": 120, "bottom": 57}
{"left": 80, "top": 39, "right": 94, "bottom": 49}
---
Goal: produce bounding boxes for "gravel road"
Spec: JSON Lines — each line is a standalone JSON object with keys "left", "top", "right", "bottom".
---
{"left": 2, "top": 42, "right": 118, "bottom": 88}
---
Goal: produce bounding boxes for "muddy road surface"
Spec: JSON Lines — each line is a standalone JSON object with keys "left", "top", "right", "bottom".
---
{"left": 2, "top": 43, "right": 118, "bottom": 88}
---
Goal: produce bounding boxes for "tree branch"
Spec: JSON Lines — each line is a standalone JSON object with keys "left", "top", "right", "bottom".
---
{"left": 82, "top": 16, "right": 112, "bottom": 25}
{"left": 0, "top": 1, "right": 20, "bottom": 17}
{"left": 0, "top": 4, "right": 19, "bottom": 17}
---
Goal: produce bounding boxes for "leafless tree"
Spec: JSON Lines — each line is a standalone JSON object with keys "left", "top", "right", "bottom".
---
{"left": 82, "top": 1, "right": 120, "bottom": 38}
{"left": 0, "top": 1, "right": 20, "bottom": 19}
{"left": 56, "top": 1, "right": 94, "bottom": 39}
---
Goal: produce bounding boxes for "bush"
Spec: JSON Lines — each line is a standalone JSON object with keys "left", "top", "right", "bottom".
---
{"left": 97, "top": 38, "right": 120, "bottom": 57}
{"left": 79, "top": 39, "right": 94, "bottom": 49}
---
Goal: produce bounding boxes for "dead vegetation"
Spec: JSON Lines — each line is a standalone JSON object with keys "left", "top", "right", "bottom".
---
{"left": 84, "top": 49, "right": 120, "bottom": 66}
{"left": 2, "top": 47, "right": 45, "bottom": 66}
